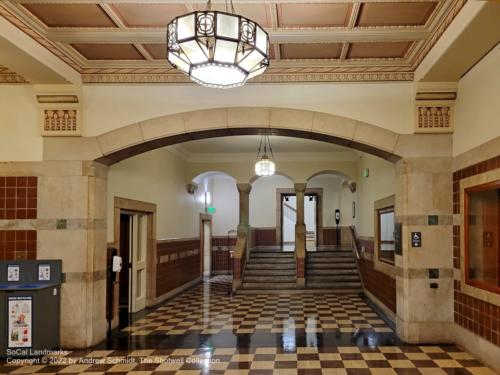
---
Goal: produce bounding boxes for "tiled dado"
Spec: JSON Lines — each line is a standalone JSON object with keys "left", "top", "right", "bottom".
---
{"left": 0, "top": 176, "right": 37, "bottom": 220}
{"left": 212, "top": 236, "right": 236, "bottom": 273}
{"left": 156, "top": 238, "right": 200, "bottom": 298}
{"left": 454, "top": 280, "right": 500, "bottom": 346}
{"left": 356, "top": 237, "right": 396, "bottom": 314}
{"left": 0, "top": 230, "right": 37, "bottom": 260}
{"left": 452, "top": 155, "right": 500, "bottom": 347}
{"left": 251, "top": 228, "right": 278, "bottom": 247}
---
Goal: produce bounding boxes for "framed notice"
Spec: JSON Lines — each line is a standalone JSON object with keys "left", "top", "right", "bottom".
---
{"left": 7, "top": 265, "right": 20, "bottom": 282}
{"left": 8, "top": 296, "right": 32, "bottom": 348}
{"left": 38, "top": 264, "right": 51, "bottom": 281}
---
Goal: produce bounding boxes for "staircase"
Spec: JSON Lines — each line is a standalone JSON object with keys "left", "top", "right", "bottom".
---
{"left": 242, "top": 248, "right": 296, "bottom": 290}
{"left": 306, "top": 248, "right": 362, "bottom": 291}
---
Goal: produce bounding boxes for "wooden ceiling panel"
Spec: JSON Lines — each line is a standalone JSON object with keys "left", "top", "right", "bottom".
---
{"left": 280, "top": 43, "right": 342, "bottom": 60}
{"left": 348, "top": 42, "right": 412, "bottom": 59}
{"left": 357, "top": 2, "right": 438, "bottom": 27}
{"left": 21, "top": 4, "right": 116, "bottom": 28}
{"left": 110, "top": 4, "right": 188, "bottom": 28}
{"left": 277, "top": 4, "right": 352, "bottom": 28}
{"left": 192, "top": 4, "right": 272, "bottom": 28}
{"left": 72, "top": 44, "right": 145, "bottom": 60}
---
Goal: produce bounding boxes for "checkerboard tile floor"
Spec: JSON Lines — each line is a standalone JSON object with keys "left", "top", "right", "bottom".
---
{"left": 122, "top": 276, "right": 392, "bottom": 336}
{"left": 0, "top": 345, "right": 495, "bottom": 374}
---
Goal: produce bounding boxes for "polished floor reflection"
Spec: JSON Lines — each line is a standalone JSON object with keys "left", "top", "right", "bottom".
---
{"left": 0, "top": 276, "right": 495, "bottom": 374}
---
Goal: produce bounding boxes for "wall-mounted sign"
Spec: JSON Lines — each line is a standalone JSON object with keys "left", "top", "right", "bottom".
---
{"left": 411, "top": 232, "right": 422, "bottom": 248}
{"left": 207, "top": 207, "right": 216, "bottom": 214}
{"left": 394, "top": 222, "right": 402, "bottom": 255}
{"left": 7, "top": 265, "right": 20, "bottom": 282}
{"left": 8, "top": 296, "right": 32, "bottom": 348}
{"left": 335, "top": 209, "right": 341, "bottom": 225}
{"left": 38, "top": 264, "right": 51, "bottom": 281}
{"left": 483, "top": 232, "right": 493, "bottom": 247}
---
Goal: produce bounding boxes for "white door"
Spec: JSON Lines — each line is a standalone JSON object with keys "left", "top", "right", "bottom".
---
{"left": 130, "top": 213, "right": 147, "bottom": 313}
{"left": 203, "top": 221, "right": 211, "bottom": 277}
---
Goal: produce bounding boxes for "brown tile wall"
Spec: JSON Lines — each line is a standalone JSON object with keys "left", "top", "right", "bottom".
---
{"left": 453, "top": 154, "right": 500, "bottom": 347}
{"left": 0, "top": 176, "right": 37, "bottom": 220}
{"left": 211, "top": 236, "right": 236, "bottom": 273}
{"left": 322, "top": 227, "right": 340, "bottom": 246}
{"left": 355, "top": 237, "right": 396, "bottom": 313}
{"left": 156, "top": 238, "right": 200, "bottom": 297}
{"left": 0, "top": 176, "right": 38, "bottom": 260}
{"left": 251, "top": 228, "right": 278, "bottom": 246}
{"left": 0, "top": 230, "right": 37, "bottom": 260}
{"left": 359, "top": 257, "right": 397, "bottom": 313}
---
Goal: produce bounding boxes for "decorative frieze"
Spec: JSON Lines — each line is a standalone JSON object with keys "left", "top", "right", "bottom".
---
{"left": 414, "top": 89, "right": 456, "bottom": 134}
{"left": 35, "top": 92, "right": 82, "bottom": 136}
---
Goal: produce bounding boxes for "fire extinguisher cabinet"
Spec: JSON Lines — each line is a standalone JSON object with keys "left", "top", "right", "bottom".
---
{"left": 0, "top": 260, "right": 62, "bottom": 358}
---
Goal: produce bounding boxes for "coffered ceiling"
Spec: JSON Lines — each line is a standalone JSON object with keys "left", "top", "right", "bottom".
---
{"left": 0, "top": 1, "right": 466, "bottom": 84}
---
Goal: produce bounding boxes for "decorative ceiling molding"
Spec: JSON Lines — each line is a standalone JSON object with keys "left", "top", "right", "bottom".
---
{"left": 0, "top": 0, "right": 466, "bottom": 84}
{"left": 0, "top": 65, "right": 28, "bottom": 83}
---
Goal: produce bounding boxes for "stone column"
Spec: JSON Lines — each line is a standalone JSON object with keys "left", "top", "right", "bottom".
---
{"left": 295, "top": 183, "right": 307, "bottom": 287}
{"left": 0, "top": 160, "right": 109, "bottom": 348}
{"left": 395, "top": 157, "right": 454, "bottom": 343}
{"left": 236, "top": 183, "right": 252, "bottom": 236}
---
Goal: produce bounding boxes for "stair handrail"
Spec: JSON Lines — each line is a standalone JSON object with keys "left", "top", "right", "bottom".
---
{"left": 232, "top": 232, "right": 248, "bottom": 291}
{"left": 348, "top": 226, "right": 362, "bottom": 260}
{"left": 283, "top": 202, "right": 296, "bottom": 222}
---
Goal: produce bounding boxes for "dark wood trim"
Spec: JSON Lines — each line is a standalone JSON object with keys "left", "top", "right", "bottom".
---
{"left": 377, "top": 205, "right": 395, "bottom": 266}
{"left": 464, "top": 180, "right": 500, "bottom": 295}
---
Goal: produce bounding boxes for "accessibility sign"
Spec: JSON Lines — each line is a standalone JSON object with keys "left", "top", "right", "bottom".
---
{"left": 411, "top": 232, "right": 422, "bottom": 248}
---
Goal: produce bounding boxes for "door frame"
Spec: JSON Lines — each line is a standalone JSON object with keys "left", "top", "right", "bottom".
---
{"left": 199, "top": 213, "right": 212, "bottom": 277}
{"left": 276, "top": 188, "right": 323, "bottom": 246}
{"left": 112, "top": 197, "right": 156, "bottom": 324}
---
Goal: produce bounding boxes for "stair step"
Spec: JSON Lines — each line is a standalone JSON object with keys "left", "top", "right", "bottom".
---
{"left": 306, "top": 268, "right": 358, "bottom": 276}
{"left": 250, "top": 253, "right": 295, "bottom": 258}
{"left": 307, "top": 262, "right": 356, "bottom": 269}
{"left": 245, "top": 269, "right": 296, "bottom": 276}
{"left": 249, "top": 258, "right": 296, "bottom": 264}
{"left": 306, "top": 275, "right": 360, "bottom": 282}
{"left": 307, "top": 257, "right": 355, "bottom": 263}
{"left": 246, "top": 263, "right": 296, "bottom": 270}
{"left": 242, "top": 282, "right": 298, "bottom": 290}
{"left": 306, "top": 281, "right": 362, "bottom": 289}
{"left": 308, "top": 252, "right": 354, "bottom": 258}
{"left": 244, "top": 276, "right": 296, "bottom": 283}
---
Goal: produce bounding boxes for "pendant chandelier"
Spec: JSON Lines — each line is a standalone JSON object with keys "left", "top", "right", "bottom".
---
{"left": 255, "top": 135, "right": 276, "bottom": 177}
{"left": 166, "top": 0, "right": 270, "bottom": 89}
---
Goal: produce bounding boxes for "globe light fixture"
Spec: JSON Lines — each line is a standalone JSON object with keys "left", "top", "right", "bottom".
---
{"left": 255, "top": 135, "right": 276, "bottom": 177}
{"left": 166, "top": 0, "right": 270, "bottom": 89}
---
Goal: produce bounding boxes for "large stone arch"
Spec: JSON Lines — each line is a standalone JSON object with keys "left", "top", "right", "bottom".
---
{"left": 43, "top": 107, "right": 433, "bottom": 165}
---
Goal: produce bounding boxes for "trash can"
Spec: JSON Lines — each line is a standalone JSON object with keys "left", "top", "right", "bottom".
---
{"left": 0, "top": 260, "right": 62, "bottom": 358}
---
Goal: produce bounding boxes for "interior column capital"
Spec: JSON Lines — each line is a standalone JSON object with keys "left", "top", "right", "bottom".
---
{"left": 294, "top": 183, "right": 307, "bottom": 193}
{"left": 237, "top": 183, "right": 252, "bottom": 194}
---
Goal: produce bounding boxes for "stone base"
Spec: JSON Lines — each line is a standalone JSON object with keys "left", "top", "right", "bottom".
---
{"left": 232, "top": 279, "right": 242, "bottom": 292}
{"left": 296, "top": 277, "right": 305, "bottom": 288}
{"left": 396, "top": 317, "right": 455, "bottom": 344}
{"left": 454, "top": 324, "right": 500, "bottom": 373}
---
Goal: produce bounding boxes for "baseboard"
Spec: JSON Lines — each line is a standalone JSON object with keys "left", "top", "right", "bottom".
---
{"left": 363, "top": 289, "right": 396, "bottom": 323}
{"left": 151, "top": 277, "right": 201, "bottom": 306}
{"left": 454, "top": 324, "right": 500, "bottom": 373}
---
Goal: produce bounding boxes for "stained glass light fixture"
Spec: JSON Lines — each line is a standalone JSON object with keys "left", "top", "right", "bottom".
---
{"left": 166, "top": 0, "right": 270, "bottom": 88}
{"left": 255, "top": 135, "right": 276, "bottom": 177}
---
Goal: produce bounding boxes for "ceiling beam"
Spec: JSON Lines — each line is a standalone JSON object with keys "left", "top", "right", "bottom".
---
{"left": 11, "top": 0, "right": 442, "bottom": 4}
{"left": 0, "top": 15, "right": 81, "bottom": 84}
{"left": 47, "top": 27, "right": 428, "bottom": 45}
{"left": 415, "top": 1, "right": 500, "bottom": 82}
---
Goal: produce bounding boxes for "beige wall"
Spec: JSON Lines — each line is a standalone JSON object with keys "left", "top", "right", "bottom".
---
{"left": 355, "top": 154, "right": 396, "bottom": 238}
{"left": 82, "top": 83, "right": 415, "bottom": 137}
{"left": 250, "top": 175, "right": 294, "bottom": 227}
{"left": 0, "top": 85, "right": 42, "bottom": 161}
{"left": 454, "top": 46, "right": 500, "bottom": 156}
{"left": 211, "top": 176, "right": 239, "bottom": 236}
{"left": 107, "top": 147, "right": 203, "bottom": 241}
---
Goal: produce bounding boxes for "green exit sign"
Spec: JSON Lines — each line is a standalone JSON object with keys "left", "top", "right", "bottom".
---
{"left": 207, "top": 207, "right": 216, "bottom": 214}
